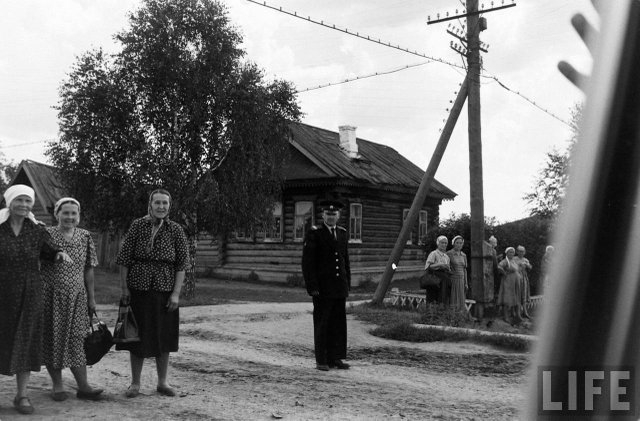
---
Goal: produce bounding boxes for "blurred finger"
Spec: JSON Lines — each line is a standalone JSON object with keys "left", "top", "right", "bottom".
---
{"left": 591, "top": 0, "right": 602, "bottom": 13}
{"left": 558, "top": 61, "right": 588, "bottom": 91}
{"left": 571, "top": 13, "right": 599, "bottom": 54}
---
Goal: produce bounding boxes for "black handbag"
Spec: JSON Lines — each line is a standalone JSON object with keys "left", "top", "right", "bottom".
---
{"left": 419, "top": 271, "right": 441, "bottom": 288}
{"left": 113, "top": 300, "right": 140, "bottom": 343}
{"left": 84, "top": 312, "right": 113, "bottom": 365}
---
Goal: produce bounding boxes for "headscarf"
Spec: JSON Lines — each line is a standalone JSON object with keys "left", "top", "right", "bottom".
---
{"left": 504, "top": 246, "right": 516, "bottom": 265}
{"left": 436, "top": 235, "right": 448, "bottom": 244}
{"left": 54, "top": 197, "right": 81, "bottom": 224}
{"left": 0, "top": 184, "right": 39, "bottom": 225}
{"left": 452, "top": 235, "right": 464, "bottom": 245}
{"left": 144, "top": 189, "right": 172, "bottom": 252}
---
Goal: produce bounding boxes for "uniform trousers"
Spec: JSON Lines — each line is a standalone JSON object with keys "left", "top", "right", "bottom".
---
{"left": 312, "top": 296, "right": 347, "bottom": 365}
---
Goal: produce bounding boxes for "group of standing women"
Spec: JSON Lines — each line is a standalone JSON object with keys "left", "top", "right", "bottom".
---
{"left": 0, "top": 185, "right": 188, "bottom": 415}
{"left": 424, "top": 235, "right": 468, "bottom": 311}
{"left": 496, "top": 245, "right": 533, "bottom": 325}
{"left": 424, "top": 235, "right": 534, "bottom": 325}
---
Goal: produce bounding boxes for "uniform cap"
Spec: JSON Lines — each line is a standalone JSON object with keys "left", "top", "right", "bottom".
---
{"left": 319, "top": 200, "right": 344, "bottom": 212}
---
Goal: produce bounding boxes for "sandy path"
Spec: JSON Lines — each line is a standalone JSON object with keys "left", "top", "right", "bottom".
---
{"left": 0, "top": 302, "right": 529, "bottom": 420}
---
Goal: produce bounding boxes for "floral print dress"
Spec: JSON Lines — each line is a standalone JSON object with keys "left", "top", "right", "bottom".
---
{"left": 41, "top": 227, "right": 98, "bottom": 369}
{"left": 0, "top": 219, "right": 60, "bottom": 375}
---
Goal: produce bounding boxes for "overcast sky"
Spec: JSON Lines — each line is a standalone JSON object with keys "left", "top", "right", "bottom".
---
{"left": 0, "top": 0, "right": 596, "bottom": 222}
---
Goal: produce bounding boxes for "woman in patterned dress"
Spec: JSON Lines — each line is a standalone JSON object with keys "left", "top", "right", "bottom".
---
{"left": 424, "top": 235, "right": 452, "bottom": 304}
{"left": 447, "top": 235, "right": 468, "bottom": 311}
{"left": 0, "top": 185, "right": 72, "bottom": 415}
{"left": 514, "top": 245, "right": 533, "bottom": 319}
{"left": 117, "top": 189, "right": 189, "bottom": 398}
{"left": 497, "top": 247, "right": 523, "bottom": 325}
{"left": 41, "top": 198, "right": 103, "bottom": 402}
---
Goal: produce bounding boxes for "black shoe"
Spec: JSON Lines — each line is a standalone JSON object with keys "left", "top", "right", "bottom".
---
{"left": 328, "top": 360, "right": 350, "bottom": 370}
{"left": 77, "top": 388, "right": 104, "bottom": 401}
{"left": 316, "top": 364, "right": 330, "bottom": 371}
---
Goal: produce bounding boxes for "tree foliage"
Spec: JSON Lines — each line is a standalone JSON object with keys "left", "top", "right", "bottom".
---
{"left": 0, "top": 147, "right": 17, "bottom": 192}
{"left": 524, "top": 104, "right": 581, "bottom": 218}
{"left": 48, "top": 0, "right": 301, "bottom": 235}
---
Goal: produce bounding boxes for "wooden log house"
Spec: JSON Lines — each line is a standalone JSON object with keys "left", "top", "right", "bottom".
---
{"left": 199, "top": 122, "right": 456, "bottom": 284}
{"left": 8, "top": 122, "right": 457, "bottom": 285}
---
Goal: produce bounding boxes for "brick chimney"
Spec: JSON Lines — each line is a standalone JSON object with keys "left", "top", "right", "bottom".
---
{"left": 339, "top": 125, "right": 358, "bottom": 159}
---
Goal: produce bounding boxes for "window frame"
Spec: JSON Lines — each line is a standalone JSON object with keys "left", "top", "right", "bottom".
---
{"left": 349, "top": 203, "right": 363, "bottom": 243}
{"left": 294, "top": 200, "right": 315, "bottom": 242}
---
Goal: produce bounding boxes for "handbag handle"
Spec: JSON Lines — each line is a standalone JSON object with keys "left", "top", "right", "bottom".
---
{"left": 88, "top": 310, "right": 103, "bottom": 331}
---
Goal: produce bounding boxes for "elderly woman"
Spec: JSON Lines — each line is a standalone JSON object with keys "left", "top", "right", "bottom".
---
{"left": 541, "top": 245, "right": 554, "bottom": 294}
{"left": 497, "top": 247, "right": 523, "bottom": 325}
{"left": 424, "top": 235, "right": 452, "bottom": 304}
{"left": 41, "top": 198, "right": 103, "bottom": 402}
{"left": 514, "top": 245, "right": 533, "bottom": 319}
{"left": 446, "top": 235, "right": 468, "bottom": 310}
{"left": 0, "top": 185, "right": 72, "bottom": 415}
{"left": 116, "top": 189, "right": 189, "bottom": 398}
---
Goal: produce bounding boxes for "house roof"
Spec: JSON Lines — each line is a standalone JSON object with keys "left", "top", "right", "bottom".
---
{"left": 8, "top": 160, "right": 67, "bottom": 213}
{"left": 285, "top": 122, "right": 456, "bottom": 199}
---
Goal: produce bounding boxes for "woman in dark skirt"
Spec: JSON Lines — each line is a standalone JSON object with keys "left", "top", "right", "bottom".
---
{"left": 0, "top": 184, "right": 72, "bottom": 415}
{"left": 117, "top": 189, "right": 189, "bottom": 398}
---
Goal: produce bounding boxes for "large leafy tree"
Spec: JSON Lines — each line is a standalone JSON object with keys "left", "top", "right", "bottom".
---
{"left": 48, "top": 0, "right": 301, "bottom": 295}
{"left": 0, "top": 146, "right": 17, "bottom": 192}
{"left": 524, "top": 104, "right": 581, "bottom": 218}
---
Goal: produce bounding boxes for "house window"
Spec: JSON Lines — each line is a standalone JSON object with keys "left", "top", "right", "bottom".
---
{"left": 262, "top": 202, "right": 283, "bottom": 242}
{"left": 294, "top": 201, "right": 314, "bottom": 241}
{"left": 349, "top": 203, "right": 362, "bottom": 243}
{"left": 402, "top": 209, "right": 413, "bottom": 245}
{"left": 234, "top": 227, "right": 253, "bottom": 241}
{"left": 419, "top": 210, "right": 428, "bottom": 245}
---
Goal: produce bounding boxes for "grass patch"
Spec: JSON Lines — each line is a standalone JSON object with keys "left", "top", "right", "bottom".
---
{"left": 349, "top": 301, "right": 532, "bottom": 352}
{"left": 94, "top": 268, "right": 312, "bottom": 306}
{"left": 370, "top": 322, "right": 531, "bottom": 352}
{"left": 347, "top": 301, "right": 422, "bottom": 326}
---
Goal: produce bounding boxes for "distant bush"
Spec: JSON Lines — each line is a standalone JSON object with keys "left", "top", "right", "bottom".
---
{"left": 247, "top": 271, "right": 260, "bottom": 283}
{"left": 355, "top": 274, "right": 377, "bottom": 292}
{"left": 286, "top": 273, "right": 305, "bottom": 288}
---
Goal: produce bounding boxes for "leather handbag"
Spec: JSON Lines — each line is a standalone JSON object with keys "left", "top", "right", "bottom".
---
{"left": 84, "top": 312, "right": 114, "bottom": 365}
{"left": 113, "top": 299, "right": 140, "bottom": 343}
{"left": 419, "top": 271, "right": 441, "bottom": 288}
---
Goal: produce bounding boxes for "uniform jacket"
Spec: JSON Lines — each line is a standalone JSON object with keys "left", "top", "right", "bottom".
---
{"left": 302, "top": 223, "right": 351, "bottom": 298}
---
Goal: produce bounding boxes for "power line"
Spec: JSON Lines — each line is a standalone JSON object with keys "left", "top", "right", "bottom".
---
{"left": 248, "top": 0, "right": 570, "bottom": 127}
{"left": 1, "top": 139, "right": 52, "bottom": 149}
{"left": 296, "top": 61, "right": 430, "bottom": 93}
{"left": 482, "top": 72, "right": 571, "bottom": 127}
{"left": 245, "top": 0, "right": 467, "bottom": 72}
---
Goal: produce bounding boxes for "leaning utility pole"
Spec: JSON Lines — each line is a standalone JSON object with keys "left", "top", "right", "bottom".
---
{"left": 373, "top": 1, "right": 516, "bottom": 307}
{"left": 372, "top": 78, "right": 469, "bottom": 304}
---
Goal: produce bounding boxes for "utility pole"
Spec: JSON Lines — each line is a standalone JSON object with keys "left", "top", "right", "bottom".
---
{"left": 466, "top": 0, "right": 486, "bottom": 318}
{"left": 373, "top": 1, "right": 516, "bottom": 307}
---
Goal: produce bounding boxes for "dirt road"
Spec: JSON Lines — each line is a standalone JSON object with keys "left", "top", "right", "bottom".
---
{"left": 0, "top": 302, "right": 528, "bottom": 420}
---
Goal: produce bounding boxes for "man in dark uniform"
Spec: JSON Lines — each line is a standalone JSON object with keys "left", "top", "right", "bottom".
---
{"left": 302, "top": 200, "right": 351, "bottom": 371}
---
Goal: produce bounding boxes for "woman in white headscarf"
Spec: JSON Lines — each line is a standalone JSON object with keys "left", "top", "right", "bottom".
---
{"left": 0, "top": 185, "right": 72, "bottom": 415}
{"left": 424, "top": 235, "right": 452, "bottom": 304}
{"left": 41, "top": 197, "right": 103, "bottom": 402}
{"left": 496, "top": 247, "right": 523, "bottom": 325}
